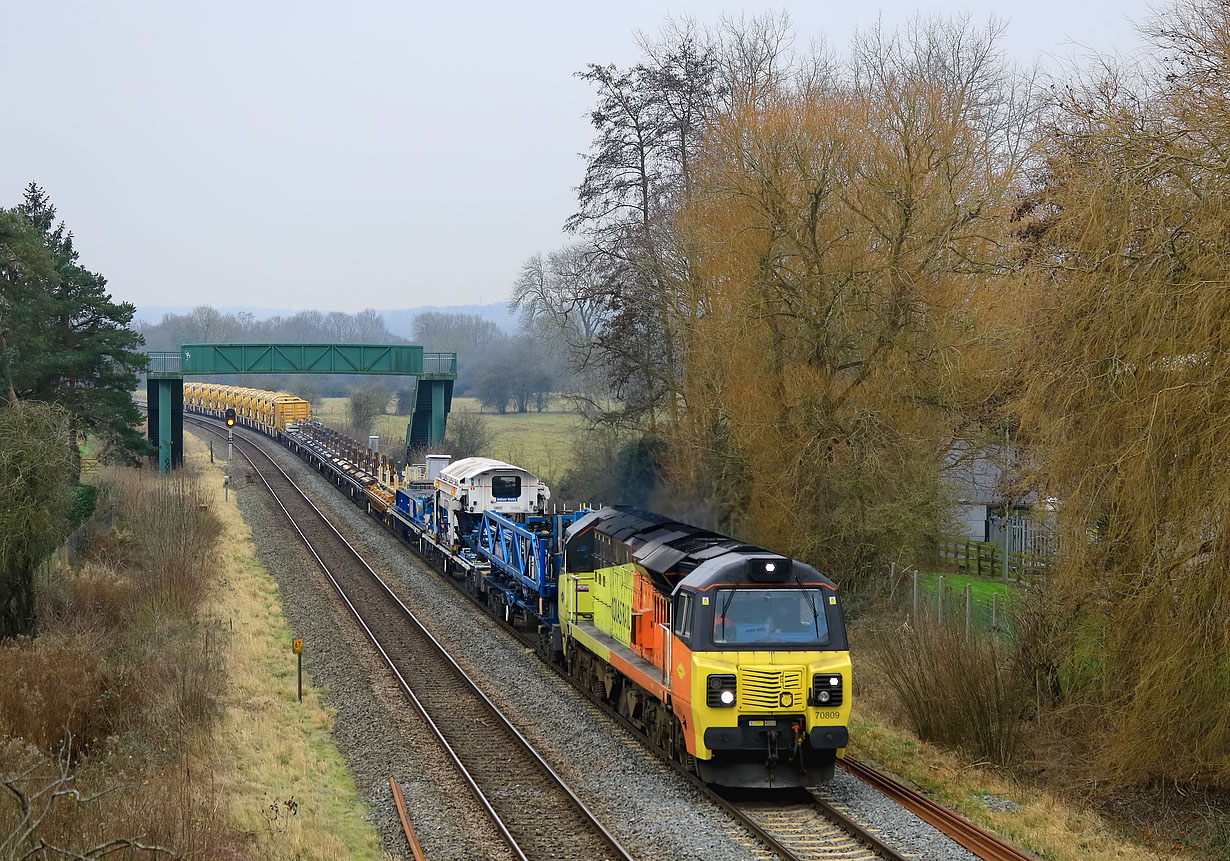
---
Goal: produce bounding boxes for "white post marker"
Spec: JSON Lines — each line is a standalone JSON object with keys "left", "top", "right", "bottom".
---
{"left": 965, "top": 584, "right": 972, "bottom": 641}
{"left": 912, "top": 569, "right": 919, "bottom": 621}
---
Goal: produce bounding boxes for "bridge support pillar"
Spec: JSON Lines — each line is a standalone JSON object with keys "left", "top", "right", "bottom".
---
{"left": 146, "top": 376, "right": 184, "bottom": 473}
{"left": 406, "top": 378, "right": 454, "bottom": 457}
{"left": 430, "top": 379, "right": 447, "bottom": 445}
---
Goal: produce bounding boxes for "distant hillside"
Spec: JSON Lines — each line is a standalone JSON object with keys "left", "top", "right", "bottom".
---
{"left": 135, "top": 302, "right": 518, "bottom": 336}
{"left": 381, "top": 304, "right": 517, "bottom": 338}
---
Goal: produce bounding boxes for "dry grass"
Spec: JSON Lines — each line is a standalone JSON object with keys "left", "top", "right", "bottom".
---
{"left": 185, "top": 431, "right": 386, "bottom": 860}
{"left": 867, "top": 616, "right": 1027, "bottom": 765}
{"left": 0, "top": 434, "right": 386, "bottom": 860}
{"left": 849, "top": 621, "right": 1200, "bottom": 860}
{"left": 0, "top": 449, "right": 233, "bottom": 855}
{"left": 0, "top": 632, "right": 110, "bottom": 753}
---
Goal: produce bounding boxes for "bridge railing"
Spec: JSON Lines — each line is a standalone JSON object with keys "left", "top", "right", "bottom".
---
{"left": 146, "top": 351, "right": 182, "bottom": 376}
{"left": 422, "top": 353, "right": 457, "bottom": 375}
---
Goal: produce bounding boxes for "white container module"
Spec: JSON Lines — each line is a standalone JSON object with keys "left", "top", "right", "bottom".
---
{"left": 433, "top": 456, "right": 551, "bottom": 545}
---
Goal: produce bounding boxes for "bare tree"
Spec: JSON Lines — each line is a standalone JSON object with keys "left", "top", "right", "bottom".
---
{"left": 1014, "top": 0, "right": 1230, "bottom": 788}
{"left": 347, "top": 383, "right": 390, "bottom": 434}
{"left": 441, "top": 411, "right": 493, "bottom": 460}
{"left": 325, "top": 311, "right": 354, "bottom": 342}
{"left": 510, "top": 243, "right": 607, "bottom": 350}
{"left": 568, "top": 26, "right": 723, "bottom": 433}
{"left": 351, "top": 309, "right": 389, "bottom": 342}
{"left": 671, "top": 13, "right": 1028, "bottom": 582}
{"left": 186, "top": 305, "right": 230, "bottom": 342}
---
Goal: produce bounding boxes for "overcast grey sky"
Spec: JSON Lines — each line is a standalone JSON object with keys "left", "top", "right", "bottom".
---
{"left": 2, "top": 1, "right": 1155, "bottom": 313}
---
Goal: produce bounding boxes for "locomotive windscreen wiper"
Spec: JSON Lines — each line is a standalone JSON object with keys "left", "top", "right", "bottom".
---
{"left": 795, "top": 574, "right": 822, "bottom": 637}
{"left": 718, "top": 586, "right": 737, "bottom": 640}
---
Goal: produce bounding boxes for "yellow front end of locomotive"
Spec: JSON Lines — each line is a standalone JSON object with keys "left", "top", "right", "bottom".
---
{"left": 690, "top": 652, "right": 852, "bottom": 750}
{"left": 685, "top": 649, "right": 852, "bottom": 787}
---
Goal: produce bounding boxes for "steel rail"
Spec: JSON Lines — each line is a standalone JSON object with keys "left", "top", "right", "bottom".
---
{"left": 184, "top": 415, "right": 634, "bottom": 861}
{"left": 275, "top": 416, "right": 901, "bottom": 861}
{"left": 177, "top": 409, "right": 1032, "bottom": 861}
{"left": 388, "top": 778, "right": 429, "bottom": 861}
{"left": 840, "top": 757, "right": 1039, "bottom": 861}
{"left": 260, "top": 421, "right": 904, "bottom": 861}
{"left": 202, "top": 418, "right": 529, "bottom": 861}
{"left": 496, "top": 623, "right": 904, "bottom": 861}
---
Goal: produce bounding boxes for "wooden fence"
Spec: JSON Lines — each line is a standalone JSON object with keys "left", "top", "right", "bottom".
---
{"left": 936, "top": 538, "right": 1051, "bottom": 581}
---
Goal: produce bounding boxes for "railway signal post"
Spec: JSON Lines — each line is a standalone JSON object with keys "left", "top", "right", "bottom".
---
{"left": 225, "top": 408, "right": 236, "bottom": 462}
{"left": 293, "top": 638, "right": 303, "bottom": 702}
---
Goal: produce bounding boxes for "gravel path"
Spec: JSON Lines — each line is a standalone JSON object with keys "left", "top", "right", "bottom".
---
{"left": 219, "top": 421, "right": 988, "bottom": 861}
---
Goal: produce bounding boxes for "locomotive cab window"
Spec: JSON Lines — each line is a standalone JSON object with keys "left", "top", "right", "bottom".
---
{"left": 491, "top": 475, "right": 521, "bottom": 499}
{"left": 565, "top": 532, "right": 594, "bottom": 573}
{"left": 673, "top": 591, "right": 694, "bottom": 641}
{"left": 712, "top": 588, "right": 830, "bottom": 647}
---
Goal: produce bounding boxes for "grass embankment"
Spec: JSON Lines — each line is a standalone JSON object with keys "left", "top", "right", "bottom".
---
{"left": 846, "top": 708, "right": 1172, "bottom": 860}
{"left": 917, "top": 571, "right": 1014, "bottom": 604}
{"left": 850, "top": 617, "right": 1201, "bottom": 860}
{"left": 312, "top": 394, "right": 586, "bottom": 482}
{"left": 0, "top": 435, "right": 383, "bottom": 859}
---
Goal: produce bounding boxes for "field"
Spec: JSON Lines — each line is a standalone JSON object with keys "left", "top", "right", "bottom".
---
{"left": 311, "top": 395, "right": 586, "bottom": 483}
{"left": 917, "top": 571, "right": 1015, "bottom": 604}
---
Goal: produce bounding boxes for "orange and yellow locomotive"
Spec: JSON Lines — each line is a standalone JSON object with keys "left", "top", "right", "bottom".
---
{"left": 559, "top": 507, "right": 852, "bottom": 788}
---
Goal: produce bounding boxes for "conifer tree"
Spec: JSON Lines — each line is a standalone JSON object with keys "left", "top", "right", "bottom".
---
{"left": 11, "top": 183, "right": 148, "bottom": 464}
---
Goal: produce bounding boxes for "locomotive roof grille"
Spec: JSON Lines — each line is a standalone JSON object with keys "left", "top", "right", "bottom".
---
{"left": 670, "top": 535, "right": 730, "bottom": 554}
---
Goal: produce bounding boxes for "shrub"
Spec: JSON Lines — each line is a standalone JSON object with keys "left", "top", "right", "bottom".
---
{"left": 870, "top": 617, "right": 1028, "bottom": 765}
{"left": 2, "top": 466, "right": 226, "bottom": 756}
{"left": 68, "top": 484, "right": 97, "bottom": 528}
{"left": 0, "top": 456, "right": 232, "bottom": 857}
{"left": 556, "top": 428, "right": 664, "bottom": 508}
{"left": 0, "top": 633, "right": 110, "bottom": 754}
{"left": 442, "top": 411, "right": 493, "bottom": 460}
{"left": 347, "top": 384, "right": 391, "bottom": 434}
{"left": 39, "top": 563, "right": 133, "bottom": 635}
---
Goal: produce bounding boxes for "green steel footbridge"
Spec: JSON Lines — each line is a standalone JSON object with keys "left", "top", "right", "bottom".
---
{"left": 146, "top": 343, "right": 457, "bottom": 473}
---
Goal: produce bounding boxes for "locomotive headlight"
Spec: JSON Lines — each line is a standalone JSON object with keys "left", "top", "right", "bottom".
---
{"left": 707, "top": 674, "right": 737, "bottom": 707}
{"left": 812, "top": 672, "right": 844, "bottom": 707}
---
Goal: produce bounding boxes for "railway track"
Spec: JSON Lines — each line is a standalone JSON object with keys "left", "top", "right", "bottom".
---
{"left": 177, "top": 412, "right": 1036, "bottom": 861}
{"left": 726, "top": 789, "right": 895, "bottom": 861}
{"left": 183, "top": 415, "right": 633, "bottom": 861}
{"left": 840, "top": 758, "right": 1037, "bottom": 861}
{"left": 539, "top": 667, "right": 904, "bottom": 861}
